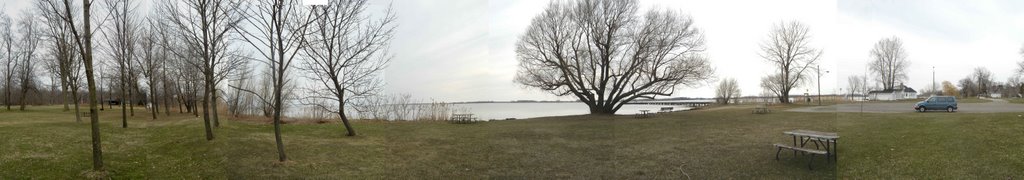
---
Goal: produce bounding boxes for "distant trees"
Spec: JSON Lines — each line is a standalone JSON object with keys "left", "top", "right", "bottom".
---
{"left": 869, "top": 37, "right": 909, "bottom": 90}
{"left": 715, "top": 78, "right": 740, "bottom": 104}
{"left": 1, "top": 12, "right": 15, "bottom": 110}
{"left": 941, "top": 80, "right": 959, "bottom": 97}
{"left": 958, "top": 67, "right": 994, "bottom": 97}
{"left": 847, "top": 75, "right": 866, "bottom": 96}
{"left": 515, "top": 0, "right": 714, "bottom": 114}
{"left": 759, "top": 21, "right": 821, "bottom": 104}
{"left": 299, "top": 0, "right": 396, "bottom": 136}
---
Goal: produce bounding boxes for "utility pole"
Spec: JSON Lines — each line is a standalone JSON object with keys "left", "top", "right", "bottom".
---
{"left": 932, "top": 66, "right": 936, "bottom": 96}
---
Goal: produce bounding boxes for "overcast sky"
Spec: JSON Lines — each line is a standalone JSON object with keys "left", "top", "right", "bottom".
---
{"left": 3, "top": 0, "right": 1023, "bottom": 102}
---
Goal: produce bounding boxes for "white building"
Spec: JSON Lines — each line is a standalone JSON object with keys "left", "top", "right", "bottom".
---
{"left": 868, "top": 84, "right": 918, "bottom": 101}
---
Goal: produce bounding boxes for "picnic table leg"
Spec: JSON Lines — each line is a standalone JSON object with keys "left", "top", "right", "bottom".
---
{"left": 792, "top": 136, "right": 797, "bottom": 156}
{"left": 833, "top": 139, "right": 838, "bottom": 162}
{"left": 775, "top": 146, "right": 782, "bottom": 160}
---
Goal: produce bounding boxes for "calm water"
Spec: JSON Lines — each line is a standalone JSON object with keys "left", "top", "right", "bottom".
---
{"left": 449, "top": 102, "right": 693, "bottom": 120}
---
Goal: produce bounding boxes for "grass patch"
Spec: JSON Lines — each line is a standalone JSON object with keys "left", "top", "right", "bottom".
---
{"left": 1006, "top": 98, "right": 1024, "bottom": 104}
{"left": 1, "top": 105, "right": 1022, "bottom": 178}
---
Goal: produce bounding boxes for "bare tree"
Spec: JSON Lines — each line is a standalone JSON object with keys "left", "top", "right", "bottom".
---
{"left": 136, "top": 17, "right": 161, "bottom": 120}
{"left": 957, "top": 77, "right": 974, "bottom": 97}
{"left": 41, "top": 0, "right": 105, "bottom": 171}
{"left": 299, "top": 0, "right": 396, "bottom": 136}
{"left": 101, "top": 0, "right": 139, "bottom": 128}
{"left": 236, "top": 0, "right": 315, "bottom": 162}
{"left": 759, "top": 21, "right": 822, "bottom": 104}
{"left": 164, "top": 0, "right": 245, "bottom": 140}
{"left": 869, "top": 37, "right": 909, "bottom": 90}
{"left": 38, "top": 0, "right": 84, "bottom": 122}
{"left": 971, "top": 67, "right": 993, "bottom": 97}
{"left": 12, "top": 9, "right": 42, "bottom": 111}
{"left": 847, "top": 75, "right": 865, "bottom": 97}
{"left": 226, "top": 57, "right": 254, "bottom": 117}
{"left": 715, "top": 78, "right": 740, "bottom": 104}
{"left": 515, "top": 0, "right": 714, "bottom": 114}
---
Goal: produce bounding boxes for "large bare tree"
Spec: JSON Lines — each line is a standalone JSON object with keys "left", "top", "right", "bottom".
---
{"left": 300, "top": 0, "right": 396, "bottom": 136}
{"left": 41, "top": 0, "right": 105, "bottom": 171}
{"left": 759, "top": 21, "right": 821, "bottom": 104}
{"left": 38, "top": 0, "right": 84, "bottom": 122}
{"left": 515, "top": 0, "right": 714, "bottom": 114}
{"left": 164, "top": 0, "right": 245, "bottom": 140}
{"left": 869, "top": 36, "right": 909, "bottom": 90}
{"left": 237, "top": 0, "right": 314, "bottom": 162}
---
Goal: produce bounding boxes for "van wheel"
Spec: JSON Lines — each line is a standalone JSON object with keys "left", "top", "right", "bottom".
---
{"left": 917, "top": 106, "right": 925, "bottom": 112}
{"left": 947, "top": 107, "right": 954, "bottom": 112}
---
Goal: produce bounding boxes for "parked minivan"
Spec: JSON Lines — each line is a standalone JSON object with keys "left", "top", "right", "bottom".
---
{"left": 914, "top": 96, "right": 957, "bottom": 112}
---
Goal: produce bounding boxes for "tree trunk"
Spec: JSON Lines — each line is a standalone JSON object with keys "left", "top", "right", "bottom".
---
{"left": 128, "top": 83, "right": 134, "bottom": 116}
{"left": 201, "top": 80, "right": 214, "bottom": 140}
{"left": 77, "top": 0, "right": 105, "bottom": 171}
{"left": 19, "top": 85, "right": 29, "bottom": 111}
{"left": 212, "top": 87, "right": 219, "bottom": 127}
{"left": 273, "top": 78, "right": 287, "bottom": 162}
{"left": 73, "top": 90, "right": 82, "bottom": 123}
{"left": 62, "top": 80, "right": 70, "bottom": 111}
{"left": 120, "top": 75, "right": 128, "bottom": 128}
{"left": 337, "top": 93, "right": 355, "bottom": 136}
{"left": 150, "top": 83, "right": 157, "bottom": 120}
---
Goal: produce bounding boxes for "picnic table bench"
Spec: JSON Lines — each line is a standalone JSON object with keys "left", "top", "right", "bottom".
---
{"left": 773, "top": 129, "right": 839, "bottom": 170}
{"left": 634, "top": 110, "right": 654, "bottom": 118}
{"left": 449, "top": 114, "right": 477, "bottom": 124}
{"left": 658, "top": 107, "right": 673, "bottom": 113}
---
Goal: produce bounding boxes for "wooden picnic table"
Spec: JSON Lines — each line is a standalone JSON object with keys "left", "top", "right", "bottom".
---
{"left": 784, "top": 129, "right": 839, "bottom": 163}
{"left": 635, "top": 110, "right": 653, "bottom": 118}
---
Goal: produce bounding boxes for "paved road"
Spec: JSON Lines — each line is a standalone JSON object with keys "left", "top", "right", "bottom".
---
{"left": 788, "top": 98, "right": 1024, "bottom": 113}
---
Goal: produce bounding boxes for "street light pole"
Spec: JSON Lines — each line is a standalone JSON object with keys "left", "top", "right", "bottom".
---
{"left": 932, "top": 66, "right": 936, "bottom": 96}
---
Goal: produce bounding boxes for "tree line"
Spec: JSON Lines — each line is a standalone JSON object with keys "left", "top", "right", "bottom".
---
{"left": 6, "top": 0, "right": 394, "bottom": 172}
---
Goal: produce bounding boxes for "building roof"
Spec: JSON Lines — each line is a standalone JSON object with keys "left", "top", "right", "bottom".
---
{"left": 868, "top": 84, "right": 917, "bottom": 94}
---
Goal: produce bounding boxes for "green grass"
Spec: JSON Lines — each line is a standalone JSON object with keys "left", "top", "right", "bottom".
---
{"left": 1006, "top": 98, "right": 1024, "bottom": 104}
{"left": 1, "top": 105, "right": 1022, "bottom": 178}
{"left": 836, "top": 112, "right": 1024, "bottom": 178}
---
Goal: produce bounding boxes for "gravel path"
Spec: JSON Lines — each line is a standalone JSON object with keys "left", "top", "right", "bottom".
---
{"left": 788, "top": 98, "right": 1024, "bottom": 113}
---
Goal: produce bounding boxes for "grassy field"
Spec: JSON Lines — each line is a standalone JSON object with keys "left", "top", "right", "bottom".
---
{"left": 1, "top": 105, "right": 1022, "bottom": 178}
